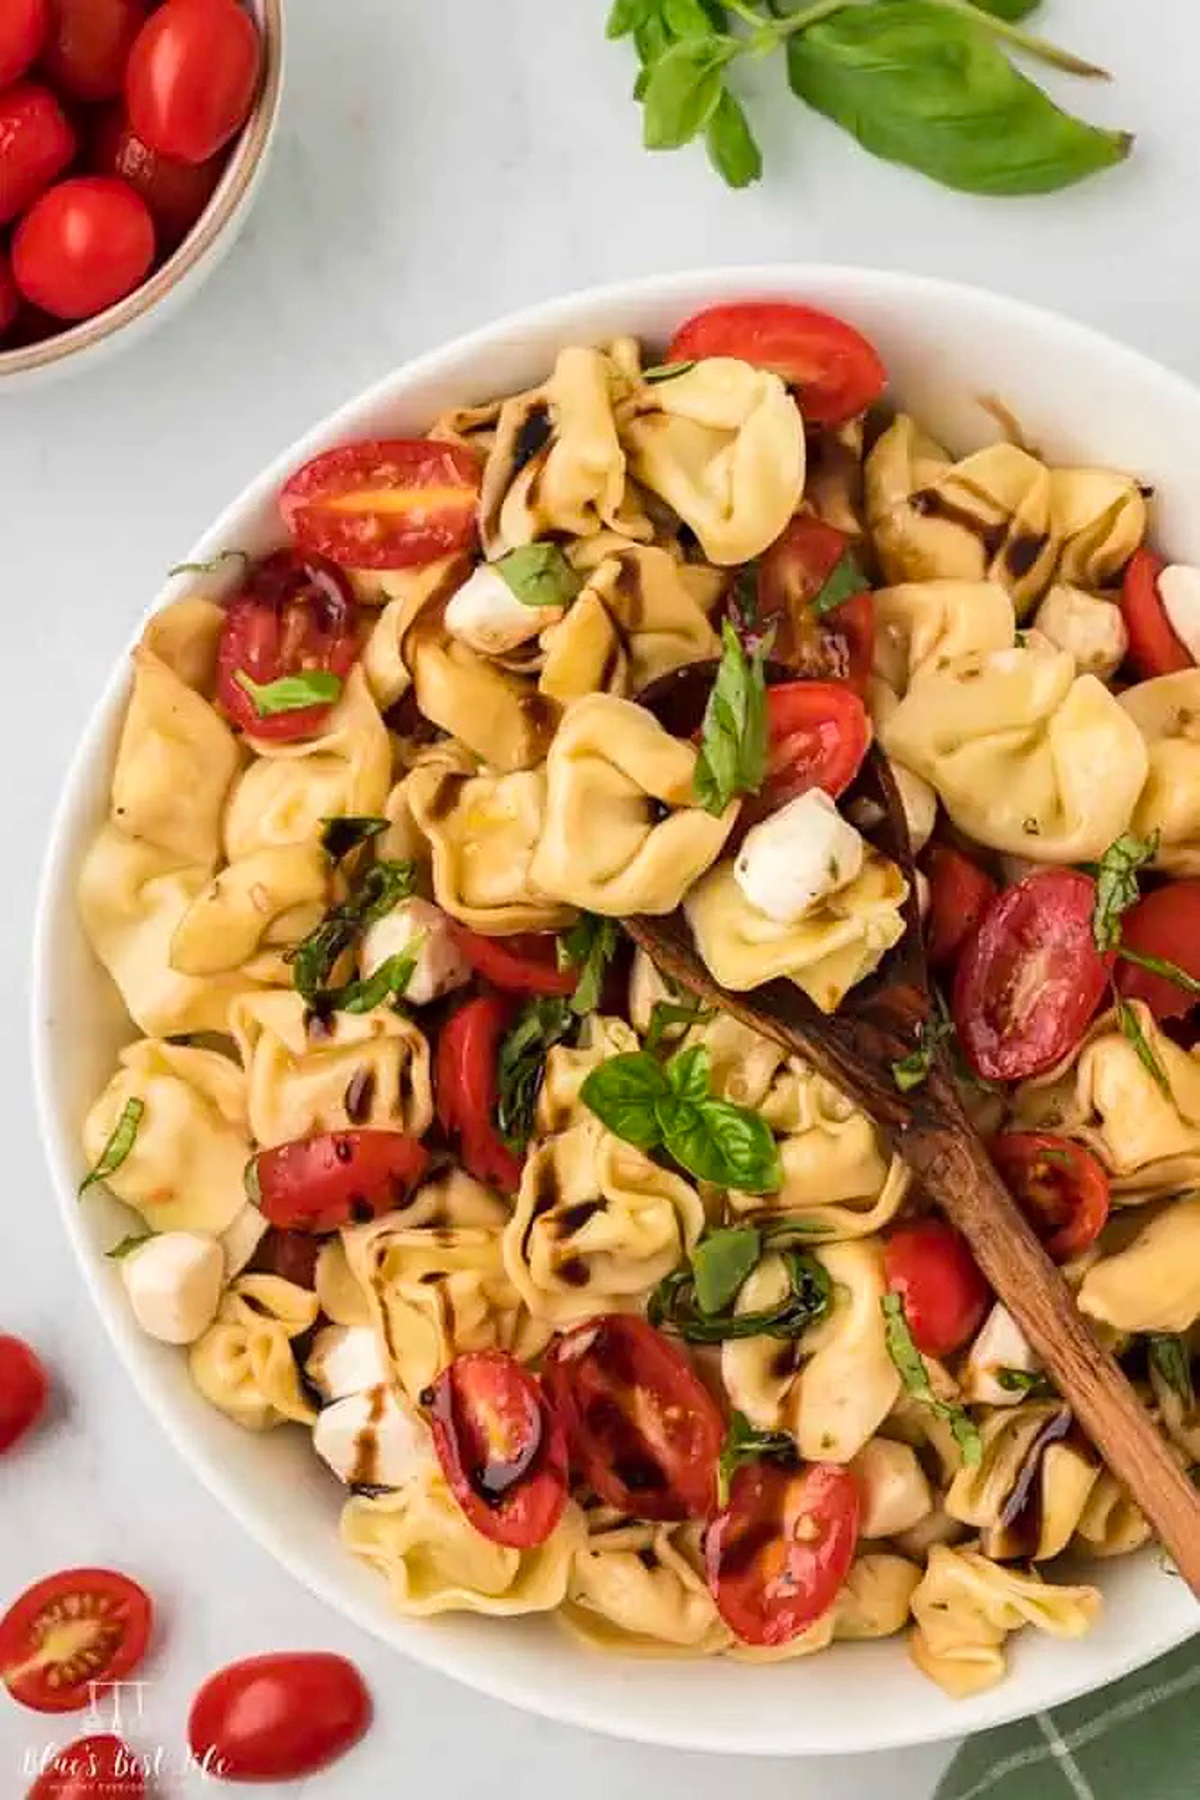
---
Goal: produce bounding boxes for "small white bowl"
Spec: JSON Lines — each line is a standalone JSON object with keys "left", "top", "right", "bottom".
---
{"left": 0, "top": 0, "right": 283, "bottom": 390}
{"left": 31, "top": 268, "right": 1200, "bottom": 1755}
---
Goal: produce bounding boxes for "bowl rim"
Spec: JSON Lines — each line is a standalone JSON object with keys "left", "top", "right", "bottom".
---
{"left": 31, "top": 264, "right": 1200, "bottom": 1755}
{"left": 0, "top": 0, "right": 284, "bottom": 381}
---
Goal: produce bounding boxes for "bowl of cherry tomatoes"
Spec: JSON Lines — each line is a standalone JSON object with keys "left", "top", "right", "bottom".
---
{"left": 0, "top": 0, "right": 283, "bottom": 386}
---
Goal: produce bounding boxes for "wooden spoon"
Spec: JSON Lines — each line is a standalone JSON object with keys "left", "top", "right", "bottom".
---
{"left": 632, "top": 659, "right": 1200, "bottom": 1592}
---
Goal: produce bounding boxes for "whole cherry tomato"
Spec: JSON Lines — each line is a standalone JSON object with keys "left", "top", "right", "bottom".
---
{"left": 0, "top": 1334, "right": 48, "bottom": 1452}
{"left": 43, "top": 0, "right": 147, "bottom": 103}
{"left": 215, "top": 550, "right": 360, "bottom": 742}
{"left": 756, "top": 513, "right": 874, "bottom": 695}
{"left": 13, "top": 177, "right": 154, "bottom": 321}
{"left": 991, "top": 1133, "right": 1111, "bottom": 1263}
{"left": 125, "top": 0, "right": 261, "bottom": 164}
{"left": 884, "top": 1219, "right": 990, "bottom": 1358}
{"left": 0, "top": 1570, "right": 152, "bottom": 1714}
{"left": 427, "top": 1351, "right": 569, "bottom": 1548}
{"left": 188, "top": 1653, "right": 371, "bottom": 1782}
{"left": 925, "top": 844, "right": 998, "bottom": 970}
{"left": 250, "top": 1131, "right": 430, "bottom": 1234}
{"left": 1114, "top": 880, "right": 1200, "bottom": 1022}
{"left": 435, "top": 994, "right": 525, "bottom": 1194}
{"left": 26, "top": 1734, "right": 145, "bottom": 1799}
{"left": 281, "top": 438, "right": 483, "bottom": 571}
{"left": 706, "top": 1462, "right": 860, "bottom": 1646}
{"left": 666, "top": 301, "right": 886, "bottom": 426}
{"left": 450, "top": 928, "right": 575, "bottom": 997}
{"left": 1120, "top": 548, "right": 1192, "bottom": 680}
{"left": 756, "top": 680, "right": 869, "bottom": 815}
{"left": 0, "top": 84, "right": 75, "bottom": 227}
{"left": 91, "top": 109, "right": 222, "bottom": 247}
{"left": 0, "top": 0, "right": 46, "bottom": 88}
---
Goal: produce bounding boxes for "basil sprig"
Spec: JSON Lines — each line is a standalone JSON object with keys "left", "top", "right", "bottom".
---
{"left": 881, "top": 1291, "right": 982, "bottom": 1466}
{"left": 649, "top": 1222, "right": 830, "bottom": 1343}
{"left": 810, "top": 549, "right": 866, "bottom": 618}
{"left": 558, "top": 914, "right": 620, "bottom": 1015}
{"left": 234, "top": 669, "right": 343, "bottom": 718}
{"left": 694, "top": 619, "right": 772, "bottom": 816}
{"left": 717, "top": 1410, "right": 798, "bottom": 1507}
{"left": 1148, "top": 1335, "right": 1196, "bottom": 1412}
{"left": 288, "top": 859, "right": 416, "bottom": 1003}
{"left": 80, "top": 1098, "right": 144, "bottom": 1195}
{"left": 496, "top": 998, "right": 578, "bottom": 1152}
{"left": 582, "top": 1044, "right": 781, "bottom": 1192}
{"left": 494, "top": 544, "right": 582, "bottom": 608}
{"left": 320, "top": 816, "right": 388, "bottom": 863}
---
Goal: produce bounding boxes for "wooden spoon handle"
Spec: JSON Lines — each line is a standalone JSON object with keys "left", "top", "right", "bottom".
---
{"left": 907, "top": 1073, "right": 1200, "bottom": 1594}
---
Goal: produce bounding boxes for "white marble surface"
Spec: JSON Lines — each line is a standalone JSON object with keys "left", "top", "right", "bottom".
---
{"left": 3, "top": 0, "right": 1198, "bottom": 1792}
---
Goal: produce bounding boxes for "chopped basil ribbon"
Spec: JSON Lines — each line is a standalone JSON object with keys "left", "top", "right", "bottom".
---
{"left": 996, "top": 1367, "right": 1054, "bottom": 1398}
{"left": 320, "top": 816, "right": 389, "bottom": 863}
{"left": 1091, "top": 831, "right": 1159, "bottom": 952}
{"left": 287, "top": 859, "right": 417, "bottom": 1002}
{"left": 810, "top": 549, "right": 866, "bottom": 618}
{"left": 891, "top": 991, "right": 955, "bottom": 1092}
{"left": 1113, "top": 995, "right": 1171, "bottom": 1097}
{"left": 558, "top": 914, "right": 620, "bottom": 1015}
{"left": 79, "top": 1098, "right": 145, "bottom": 1195}
{"left": 650, "top": 1226, "right": 831, "bottom": 1345}
{"left": 691, "top": 1225, "right": 762, "bottom": 1314}
{"left": 495, "top": 998, "right": 578, "bottom": 1152}
{"left": 716, "top": 1411, "right": 798, "bottom": 1508}
{"left": 168, "top": 548, "right": 250, "bottom": 579}
{"left": 1117, "top": 945, "right": 1200, "bottom": 998}
{"left": 694, "top": 618, "right": 773, "bottom": 815}
{"left": 234, "top": 668, "right": 343, "bottom": 718}
{"left": 644, "top": 994, "right": 715, "bottom": 1054}
{"left": 494, "top": 543, "right": 583, "bottom": 608}
{"left": 581, "top": 1044, "right": 781, "bottom": 1192}
{"left": 106, "top": 1230, "right": 156, "bottom": 1261}
{"left": 313, "top": 946, "right": 421, "bottom": 1019}
{"left": 881, "top": 1291, "right": 982, "bottom": 1466}
{"left": 642, "top": 359, "right": 698, "bottom": 383}
{"left": 1148, "top": 1335, "right": 1196, "bottom": 1411}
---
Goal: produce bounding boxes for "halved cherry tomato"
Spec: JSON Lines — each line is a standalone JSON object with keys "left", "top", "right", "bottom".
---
{"left": 43, "top": 0, "right": 147, "bottom": 103}
{"left": 953, "top": 870, "right": 1112, "bottom": 1083}
{"left": 13, "top": 177, "right": 154, "bottom": 321}
{"left": 755, "top": 681, "right": 869, "bottom": 817}
{"left": 0, "top": 1570, "right": 152, "bottom": 1714}
{"left": 92, "top": 110, "right": 223, "bottom": 248}
{"left": 543, "top": 1315, "right": 723, "bottom": 1520}
{"left": 251, "top": 1131, "right": 430, "bottom": 1234}
{"left": 884, "top": 1219, "right": 990, "bottom": 1358}
{"left": 215, "top": 550, "right": 359, "bottom": 741}
{"left": 26, "top": 1734, "right": 145, "bottom": 1799}
{"left": 706, "top": 1461, "right": 859, "bottom": 1647}
{"left": 281, "top": 439, "right": 482, "bottom": 571}
{"left": 451, "top": 928, "right": 575, "bottom": 997}
{"left": 0, "top": 84, "right": 76, "bottom": 227}
{"left": 666, "top": 301, "right": 886, "bottom": 427}
{"left": 756, "top": 514, "right": 874, "bottom": 694}
{"left": 435, "top": 995, "right": 524, "bottom": 1193}
{"left": 0, "top": 0, "right": 46, "bottom": 88}
{"left": 188, "top": 1653, "right": 371, "bottom": 1782}
{"left": 1120, "top": 548, "right": 1192, "bottom": 680}
{"left": 991, "top": 1133, "right": 1111, "bottom": 1263}
{"left": 0, "top": 255, "right": 19, "bottom": 339}
{"left": 925, "top": 844, "right": 998, "bottom": 970}
{"left": 427, "top": 1350, "right": 568, "bottom": 1548}
{"left": 0, "top": 1334, "right": 48, "bottom": 1453}
{"left": 125, "top": 0, "right": 261, "bottom": 165}
{"left": 1114, "top": 880, "right": 1200, "bottom": 1022}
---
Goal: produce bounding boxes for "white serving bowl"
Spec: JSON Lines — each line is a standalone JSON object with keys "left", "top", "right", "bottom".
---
{"left": 31, "top": 268, "right": 1200, "bottom": 1755}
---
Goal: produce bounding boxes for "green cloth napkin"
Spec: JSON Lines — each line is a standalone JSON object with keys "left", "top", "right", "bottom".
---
{"left": 936, "top": 1638, "right": 1200, "bottom": 1800}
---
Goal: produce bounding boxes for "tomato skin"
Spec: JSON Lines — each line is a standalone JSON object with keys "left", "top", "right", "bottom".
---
{"left": 925, "top": 844, "right": 998, "bottom": 970}
{"left": 1120, "top": 548, "right": 1192, "bottom": 680}
{"left": 0, "top": 0, "right": 46, "bottom": 87}
{"left": 0, "top": 84, "right": 76, "bottom": 227}
{"left": 188, "top": 1653, "right": 371, "bottom": 1782}
{"left": 247, "top": 1226, "right": 319, "bottom": 1290}
{"left": 435, "top": 994, "right": 525, "bottom": 1194}
{"left": 0, "top": 254, "right": 18, "bottom": 338}
{"left": 1115, "top": 881, "right": 1200, "bottom": 1021}
{"left": 0, "top": 1334, "right": 48, "bottom": 1453}
{"left": 755, "top": 514, "right": 874, "bottom": 694}
{"left": 44, "top": 0, "right": 147, "bottom": 103}
{"left": 126, "top": 0, "right": 261, "bottom": 165}
{"left": 13, "top": 176, "right": 154, "bottom": 321}
{"left": 91, "top": 109, "right": 222, "bottom": 248}
{"left": 953, "top": 870, "right": 1112, "bottom": 1083}
{"left": 543, "top": 1315, "right": 723, "bottom": 1521}
{"left": 427, "top": 1351, "right": 569, "bottom": 1548}
{"left": 0, "top": 1570, "right": 152, "bottom": 1714}
{"left": 215, "top": 550, "right": 359, "bottom": 741}
{"left": 281, "top": 438, "right": 483, "bottom": 571}
{"left": 252, "top": 1131, "right": 430, "bottom": 1234}
{"left": 885, "top": 1219, "right": 990, "bottom": 1358}
{"left": 451, "top": 928, "right": 576, "bottom": 997}
{"left": 757, "top": 680, "right": 869, "bottom": 817}
{"left": 991, "top": 1133, "right": 1111, "bottom": 1263}
{"left": 26, "top": 1733, "right": 145, "bottom": 1799}
{"left": 707, "top": 1462, "right": 860, "bottom": 1647}
{"left": 667, "top": 301, "right": 886, "bottom": 427}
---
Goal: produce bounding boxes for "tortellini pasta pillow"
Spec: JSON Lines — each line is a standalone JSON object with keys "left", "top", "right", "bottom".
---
{"left": 1120, "top": 671, "right": 1200, "bottom": 873}
{"left": 169, "top": 842, "right": 329, "bottom": 976}
{"left": 834, "top": 1554, "right": 922, "bottom": 1642}
{"left": 539, "top": 545, "right": 719, "bottom": 703}
{"left": 534, "top": 1015, "right": 640, "bottom": 1134}
{"left": 945, "top": 1402, "right": 1101, "bottom": 1561}
{"left": 407, "top": 760, "right": 574, "bottom": 934}
{"left": 188, "top": 1275, "right": 319, "bottom": 1431}
{"left": 909, "top": 1545, "right": 1101, "bottom": 1699}
{"left": 871, "top": 579, "right": 1016, "bottom": 698}
{"left": 1050, "top": 466, "right": 1146, "bottom": 589}
{"left": 1077, "top": 1197, "right": 1200, "bottom": 1334}
{"left": 240, "top": 667, "right": 392, "bottom": 827}
{"left": 561, "top": 1518, "right": 729, "bottom": 1655}
{"left": 111, "top": 646, "right": 240, "bottom": 865}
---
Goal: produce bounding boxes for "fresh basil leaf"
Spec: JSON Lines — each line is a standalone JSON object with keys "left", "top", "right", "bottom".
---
{"left": 642, "top": 359, "right": 699, "bottom": 383}
{"left": 691, "top": 1225, "right": 761, "bottom": 1314}
{"left": 559, "top": 914, "right": 620, "bottom": 1015}
{"left": 659, "top": 1094, "right": 781, "bottom": 1192}
{"left": 717, "top": 1410, "right": 797, "bottom": 1507}
{"left": 581, "top": 1051, "right": 672, "bottom": 1150}
{"left": 607, "top": 0, "right": 653, "bottom": 37}
{"left": 892, "top": 993, "right": 955, "bottom": 1093}
{"left": 786, "top": 3, "right": 1131, "bottom": 197}
{"left": 234, "top": 669, "right": 343, "bottom": 718}
{"left": 810, "top": 549, "right": 866, "bottom": 618}
{"left": 644, "top": 995, "right": 715, "bottom": 1054}
{"left": 971, "top": 0, "right": 1041, "bottom": 17}
{"left": 694, "top": 618, "right": 771, "bottom": 814}
{"left": 651, "top": 1245, "right": 830, "bottom": 1343}
{"left": 1114, "top": 995, "right": 1172, "bottom": 1097}
{"left": 1118, "top": 945, "right": 1200, "bottom": 998}
{"left": 493, "top": 543, "right": 582, "bottom": 608}
{"left": 287, "top": 860, "right": 416, "bottom": 1001}
{"left": 80, "top": 1098, "right": 145, "bottom": 1195}
{"left": 313, "top": 947, "right": 420, "bottom": 1019}
{"left": 320, "top": 816, "right": 388, "bottom": 864}
{"left": 665, "top": 1043, "right": 710, "bottom": 1103}
{"left": 106, "top": 1230, "right": 156, "bottom": 1261}
{"left": 168, "top": 548, "right": 249, "bottom": 579}
{"left": 881, "top": 1292, "right": 982, "bottom": 1466}
{"left": 663, "top": 0, "right": 722, "bottom": 35}
{"left": 496, "top": 997, "right": 578, "bottom": 1152}
{"left": 1092, "top": 831, "right": 1159, "bottom": 952}
{"left": 705, "top": 88, "right": 763, "bottom": 188}
{"left": 643, "top": 36, "right": 735, "bottom": 149}
{"left": 996, "top": 1367, "right": 1054, "bottom": 1397}
{"left": 1148, "top": 1335, "right": 1195, "bottom": 1412}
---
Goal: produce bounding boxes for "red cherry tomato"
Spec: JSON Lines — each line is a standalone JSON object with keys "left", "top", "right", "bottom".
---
{"left": 706, "top": 1462, "right": 860, "bottom": 1646}
{"left": 13, "top": 177, "right": 154, "bottom": 321}
{"left": 666, "top": 301, "right": 886, "bottom": 427}
{"left": 756, "top": 513, "right": 874, "bottom": 695}
{"left": 91, "top": 109, "right": 222, "bottom": 248}
{"left": 953, "top": 870, "right": 1112, "bottom": 1083}
{"left": 0, "top": 1570, "right": 152, "bottom": 1714}
{"left": 1120, "top": 548, "right": 1192, "bottom": 680}
{"left": 251, "top": 1131, "right": 430, "bottom": 1235}
{"left": 215, "top": 550, "right": 359, "bottom": 741}
{"left": 26, "top": 1734, "right": 145, "bottom": 1799}
{"left": 0, "top": 253, "right": 20, "bottom": 338}
{"left": 884, "top": 1219, "right": 990, "bottom": 1358}
{"left": 436, "top": 994, "right": 524, "bottom": 1194}
{"left": 0, "top": 84, "right": 75, "bottom": 227}
{"left": 991, "top": 1133, "right": 1111, "bottom": 1263}
{"left": 925, "top": 844, "right": 998, "bottom": 970}
{"left": 43, "top": 0, "right": 147, "bottom": 103}
{"left": 427, "top": 1350, "right": 569, "bottom": 1548}
{"left": 248, "top": 1226, "right": 319, "bottom": 1290}
{"left": 543, "top": 1315, "right": 723, "bottom": 1520}
{"left": 0, "top": 0, "right": 46, "bottom": 88}
{"left": 125, "top": 0, "right": 261, "bottom": 165}
{"left": 451, "top": 928, "right": 575, "bottom": 997}
{"left": 1114, "top": 880, "right": 1200, "bottom": 1021}
{"left": 0, "top": 1334, "right": 48, "bottom": 1452}
{"left": 755, "top": 680, "right": 869, "bottom": 818}
{"left": 188, "top": 1653, "right": 371, "bottom": 1782}
{"left": 281, "top": 438, "right": 482, "bottom": 571}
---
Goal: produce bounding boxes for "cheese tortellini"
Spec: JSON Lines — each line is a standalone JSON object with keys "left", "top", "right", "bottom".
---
{"left": 408, "top": 760, "right": 574, "bottom": 934}
{"left": 562, "top": 1517, "right": 729, "bottom": 1655}
{"left": 1120, "top": 670, "right": 1200, "bottom": 872}
{"left": 909, "top": 1546, "right": 1101, "bottom": 1698}
{"left": 189, "top": 1275, "right": 319, "bottom": 1432}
